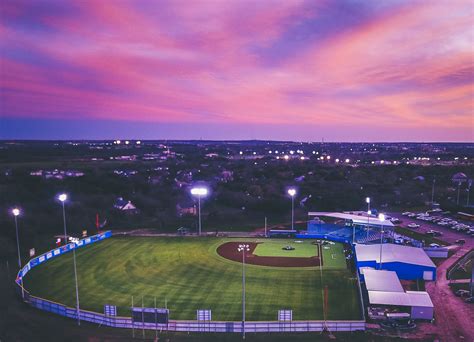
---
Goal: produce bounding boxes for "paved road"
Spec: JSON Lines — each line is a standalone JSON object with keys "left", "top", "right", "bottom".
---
{"left": 389, "top": 212, "right": 473, "bottom": 245}
{"left": 425, "top": 243, "right": 474, "bottom": 342}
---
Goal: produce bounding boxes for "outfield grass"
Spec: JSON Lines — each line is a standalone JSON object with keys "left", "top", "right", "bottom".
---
{"left": 253, "top": 240, "right": 318, "bottom": 258}
{"left": 23, "top": 237, "right": 361, "bottom": 321}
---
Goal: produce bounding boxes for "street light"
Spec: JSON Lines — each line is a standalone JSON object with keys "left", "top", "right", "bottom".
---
{"left": 12, "top": 208, "right": 24, "bottom": 299}
{"left": 287, "top": 188, "right": 296, "bottom": 230}
{"left": 378, "top": 213, "right": 385, "bottom": 270}
{"left": 58, "top": 194, "right": 81, "bottom": 325}
{"left": 190, "top": 187, "right": 208, "bottom": 236}
{"left": 237, "top": 244, "right": 250, "bottom": 340}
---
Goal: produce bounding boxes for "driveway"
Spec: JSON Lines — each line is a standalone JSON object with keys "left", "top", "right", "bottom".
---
{"left": 425, "top": 243, "right": 474, "bottom": 341}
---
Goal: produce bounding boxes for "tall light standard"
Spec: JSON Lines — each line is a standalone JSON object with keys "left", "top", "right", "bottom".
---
{"left": 287, "top": 188, "right": 296, "bottom": 230}
{"left": 12, "top": 208, "right": 24, "bottom": 299}
{"left": 238, "top": 244, "right": 250, "bottom": 340}
{"left": 58, "top": 194, "right": 81, "bottom": 326}
{"left": 58, "top": 193, "right": 68, "bottom": 245}
{"left": 366, "top": 197, "right": 371, "bottom": 240}
{"left": 190, "top": 187, "right": 208, "bottom": 236}
{"left": 378, "top": 213, "right": 385, "bottom": 270}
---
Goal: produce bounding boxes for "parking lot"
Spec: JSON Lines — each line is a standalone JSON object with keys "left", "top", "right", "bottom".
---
{"left": 389, "top": 211, "right": 474, "bottom": 245}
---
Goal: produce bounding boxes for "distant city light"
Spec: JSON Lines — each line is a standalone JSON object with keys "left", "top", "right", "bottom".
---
{"left": 378, "top": 213, "right": 385, "bottom": 222}
{"left": 289, "top": 150, "right": 294, "bottom": 155}
{"left": 345, "top": 158, "right": 350, "bottom": 163}
{"left": 116, "top": 140, "right": 121, "bottom": 144}
{"left": 335, "top": 158, "right": 340, "bottom": 163}
{"left": 276, "top": 156, "right": 280, "bottom": 159}
{"left": 300, "top": 156, "right": 305, "bottom": 160}
{"left": 284, "top": 155, "right": 289, "bottom": 160}
{"left": 136, "top": 141, "right": 141, "bottom": 145}
{"left": 287, "top": 188, "right": 296, "bottom": 197}
{"left": 58, "top": 193, "right": 67, "bottom": 202}
{"left": 253, "top": 151, "right": 256, "bottom": 155}
{"left": 326, "top": 155, "right": 331, "bottom": 160}
{"left": 312, "top": 151, "right": 316, "bottom": 154}
{"left": 125, "top": 140, "right": 130, "bottom": 145}
{"left": 268, "top": 150, "right": 272, "bottom": 154}
{"left": 366, "top": 197, "right": 371, "bottom": 204}
{"left": 239, "top": 151, "right": 243, "bottom": 155}
{"left": 12, "top": 208, "right": 20, "bottom": 216}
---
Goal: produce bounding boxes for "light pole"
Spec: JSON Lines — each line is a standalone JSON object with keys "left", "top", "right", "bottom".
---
{"left": 238, "top": 244, "right": 250, "bottom": 340}
{"left": 366, "top": 197, "right": 371, "bottom": 240}
{"left": 431, "top": 178, "right": 436, "bottom": 206}
{"left": 378, "top": 213, "right": 385, "bottom": 270}
{"left": 58, "top": 194, "right": 81, "bottom": 326}
{"left": 59, "top": 193, "right": 68, "bottom": 245}
{"left": 190, "top": 187, "right": 208, "bottom": 236}
{"left": 467, "top": 180, "right": 472, "bottom": 206}
{"left": 288, "top": 188, "right": 296, "bottom": 230}
{"left": 456, "top": 181, "right": 461, "bottom": 205}
{"left": 12, "top": 208, "right": 24, "bottom": 299}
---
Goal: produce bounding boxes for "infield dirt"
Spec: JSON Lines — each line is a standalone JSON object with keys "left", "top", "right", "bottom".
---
{"left": 216, "top": 241, "right": 322, "bottom": 267}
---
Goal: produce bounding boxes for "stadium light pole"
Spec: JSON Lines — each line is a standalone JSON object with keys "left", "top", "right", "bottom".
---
{"left": 366, "top": 197, "right": 371, "bottom": 240}
{"left": 378, "top": 213, "right": 385, "bottom": 270}
{"left": 58, "top": 194, "right": 81, "bottom": 325}
{"left": 59, "top": 193, "right": 68, "bottom": 245}
{"left": 12, "top": 208, "right": 24, "bottom": 299}
{"left": 288, "top": 188, "right": 296, "bottom": 230}
{"left": 191, "top": 187, "right": 208, "bottom": 236}
{"left": 238, "top": 244, "right": 250, "bottom": 340}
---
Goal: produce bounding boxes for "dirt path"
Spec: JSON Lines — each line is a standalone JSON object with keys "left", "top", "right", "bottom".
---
{"left": 425, "top": 243, "right": 474, "bottom": 341}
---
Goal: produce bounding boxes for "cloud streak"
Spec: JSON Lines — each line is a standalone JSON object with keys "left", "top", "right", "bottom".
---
{"left": 1, "top": 0, "right": 473, "bottom": 141}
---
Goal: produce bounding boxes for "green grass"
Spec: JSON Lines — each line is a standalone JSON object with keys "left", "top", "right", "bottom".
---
{"left": 23, "top": 237, "right": 361, "bottom": 321}
{"left": 320, "top": 242, "right": 348, "bottom": 269}
{"left": 253, "top": 240, "right": 318, "bottom": 258}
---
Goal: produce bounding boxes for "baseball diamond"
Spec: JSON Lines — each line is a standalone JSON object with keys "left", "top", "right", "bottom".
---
{"left": 22, "top": 236, "right": 361, "bottom": 322}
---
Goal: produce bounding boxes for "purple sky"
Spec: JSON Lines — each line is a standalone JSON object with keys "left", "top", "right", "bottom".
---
{"left": 1, "top": 0, "right": 473, "bottom": 141}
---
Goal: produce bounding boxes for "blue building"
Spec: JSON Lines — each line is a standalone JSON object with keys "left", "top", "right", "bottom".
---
{"left": 355, "top": 244, "right": 436, "bottom": 281}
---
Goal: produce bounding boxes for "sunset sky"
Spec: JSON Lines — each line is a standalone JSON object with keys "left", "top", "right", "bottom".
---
{"left": 1, "top": 0, "right": 473, "bottom": 141}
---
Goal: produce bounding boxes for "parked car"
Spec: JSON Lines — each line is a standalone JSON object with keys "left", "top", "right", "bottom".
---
{"left": 408, "top": 223, "right": 420, "bottom": 229}
{"left": 465, "top": 297, "right": 474, "bottom": 304}
{"left": 429, "top": 243, "right": 440, "bottom": 248}
{"left": 455, "top": 239, "right": 466, "bottom": 244}
{"left": 455, "top": 289, "right": 470, "bottom": 297}
{"left": 402, "top": 212, "right": 412, "bottom": 216}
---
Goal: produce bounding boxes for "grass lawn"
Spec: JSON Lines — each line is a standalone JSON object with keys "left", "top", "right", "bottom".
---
{"left": 253, "top": 239, "right": 318, "bottom": 258}
{"left": 23, "top": 237, "right": 361, "bottom": 321}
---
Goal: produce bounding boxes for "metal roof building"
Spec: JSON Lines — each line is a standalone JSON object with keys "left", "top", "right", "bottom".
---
{"left": 308, "top": 212, "right": 395, "bottom": 228}
{"left": 363, "top": 269, "right": 404, "bottom": 292}
{"left": 355, "top": 244, "right": 436, "bottom": 280}
{"left": 362, "top": 269, "right": 434, "bottom": 320}
{"left": 367, "top": 291, "right": 434, "bottom": 320}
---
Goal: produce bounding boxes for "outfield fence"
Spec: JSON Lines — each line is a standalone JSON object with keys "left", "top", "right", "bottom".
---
{"left": 15, "top": 232, "right": 366, "bottom": 333}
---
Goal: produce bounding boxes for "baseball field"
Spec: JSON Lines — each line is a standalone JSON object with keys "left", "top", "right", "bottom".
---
{"left": 23, "top": 237, "right": 362, "bottom": 321}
